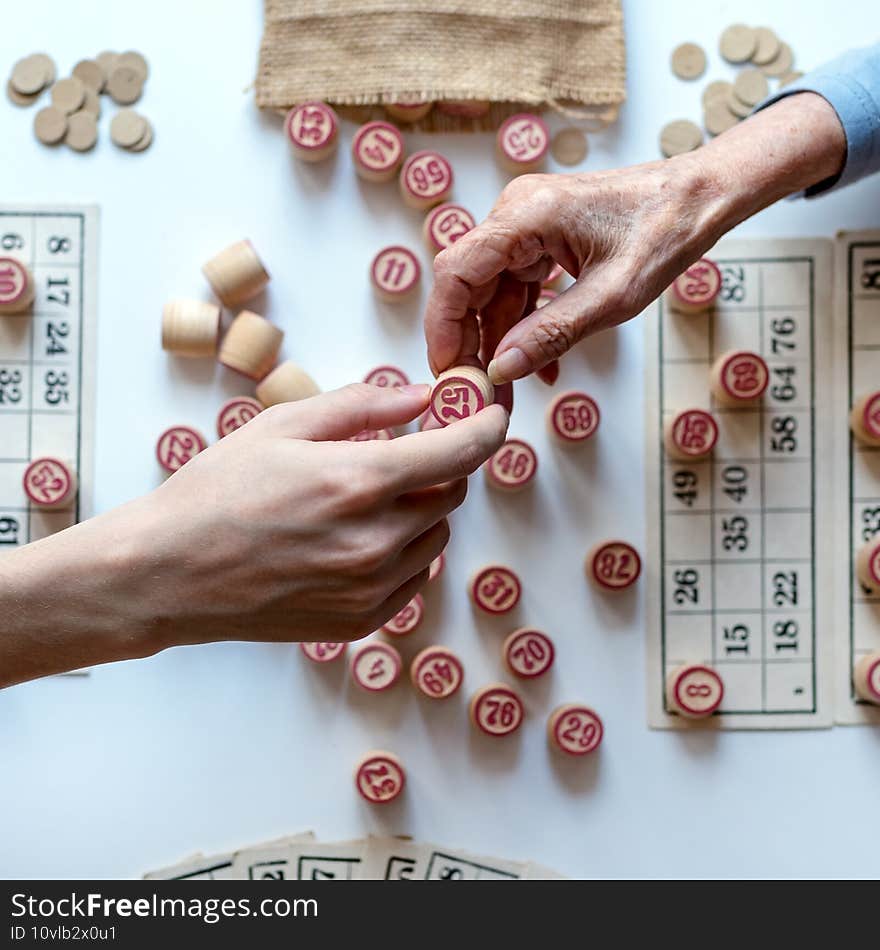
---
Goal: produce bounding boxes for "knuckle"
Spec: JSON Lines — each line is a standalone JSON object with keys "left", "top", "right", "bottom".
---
{"left": 455, "top": 436, "right": 487, "bottom": 476}
{"left": 533, "top": 313, "right": 577, "bottom": 360}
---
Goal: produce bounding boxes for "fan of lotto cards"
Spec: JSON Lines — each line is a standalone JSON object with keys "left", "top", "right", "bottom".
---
{"left": 144, "top": 834, "right": 565, "bottom": 881}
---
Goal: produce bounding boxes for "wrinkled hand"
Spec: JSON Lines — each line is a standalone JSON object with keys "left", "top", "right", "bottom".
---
{"left": 425, "top": 155, "right": 722, "bottom": 385}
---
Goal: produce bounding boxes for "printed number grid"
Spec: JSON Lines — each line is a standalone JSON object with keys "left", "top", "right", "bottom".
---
{"left": 659, "top": 257, "right": 816, "bottom": 716}
{"left": 847, "top": 242, "right": 880, "bottom": 705}
{"left": 0, "top": 212, "right": 85, "bottom": 548}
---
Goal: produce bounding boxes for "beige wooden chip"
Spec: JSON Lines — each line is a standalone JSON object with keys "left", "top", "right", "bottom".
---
{"left": 65, "top": 110, "right": 98, "bottom": 152}
{"left": 702, "top": 80, "right": 732, "bottom": 107}
{"left": 6, "top": 78, "right": 41, "bottom": 107}
{"left": 719, "top": 24, "right": 757, "bottom": 63}
{"left": 704, "top": 101, "right": 740, "bottom": 136}
{"left": 33, "top": 106, "right": 68, "bottom": 145}
{"left": 110, "top": 109, "right": 146, "bottom": 148}
{"left": 551, "top": 127, "right": 588, "bottom": 166}
{"left": 760, "top": 42, "right": 794, "bottom": 77}
{"left": 96, "top": 51, "right": 119, "bottom": 74}
{"left": 72, "top": 59, "right": 105, "bottom": 93}
{"left": 129, "top": 119, "right": 153, "bottom": 152}
{"left": 81, "top": 87, "right": 101, "bottom": 118}
{"left": 750, "top": 27, "right": 781, "bottom": 66}
{"left": 726, "top": 87, "right": 752, "bottom": 118}
{"left": 733, "top": 68, "right": 769, "bottom": 106}
{"left": 29, "top": 53, "right": 56, "bottom": 85}
{"left": 659, "top": 119, "right": 703, "bottom": 158}
{"left": 106, "top": 65, "right": 143, "bottom": 105}
{"left": 778, "top": 70, "right": 804, "bottom": 88}
{"left": 50, "top": 76, "right": 85, "bottom": 114}
{"left": 671, "top": 42, "right": 707, "bottom": 80}
{"left": 116, "top": 51, "right": 149, "bottom": 81}
{"left": 11, "top": 54, "right": 51, "bottom": 95}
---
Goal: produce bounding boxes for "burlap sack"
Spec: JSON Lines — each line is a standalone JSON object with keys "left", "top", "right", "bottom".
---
{"left": 256, "top": 0, "right": 626, "bottom": 130}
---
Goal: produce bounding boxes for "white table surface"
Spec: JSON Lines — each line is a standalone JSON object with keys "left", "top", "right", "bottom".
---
{"left": 1, "top": 0, "right": 879, "bottom": 880}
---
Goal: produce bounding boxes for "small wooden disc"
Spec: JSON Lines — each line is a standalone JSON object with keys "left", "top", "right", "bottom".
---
{"left": 469, "top": 683, "right": 525, "bottom": 737}
{"left": 778, "top": 71, "right": 804, "bottom": 88}
{"left": 726, "top": 88, "right": 753, "bottom": 119}
{"left": 129, "top": 120, "right": 153, "bottom": 152}
{"left": 6, "top": 78, "right": 41, "bottom": 107}
{"left": 671, "top": 42, "right": 707, "bottom": 80}
{"left": 350, "top": 641, "right": 402, "bottom": 692}
{"left": 733, "top": 68, "right": 769, "bottom": 107}
{"left": 216, "top": 396, "right": 263, "bottom": 438}
{"left": 664, "top": 409, "right": 718, "bottom": 460}
{"left": 667, "top": 257, "right": 722, "bottom": 312}
{"left": 704, "top": 100, "right": 740, "bottom": 136}
{"left": 354, "top": 751, "right": 405, "bottom": 804}
{"left": 22, "top": 457, "right": 77, "bottom": 509}
{"left": 65, "top": 111, "right": 98, "bottom": 152}
{"left": 33, "top": 106, "right": 68, "bottom": 145}
{"left": 385, "top": 99, "right": 433, "bottom": 122}
{"left": 850, "top": 391, "right": 880, "bottom": 446}
{"left": 352, "top": 120, "right": 405, "bottom": 182}
{"left": 106, "top": 65, "right": 143, "bottom": 105}
{"left": 116, "top": 51, "right": 149, "bottom": 81}
{"left": 72, "top": 59, "right": 106, "bottom": 93}
{"left": 430, "top": 366, "right": 493, "bottom": 426}
{"left": 96, "top": 51, "right": 119, "bottom": 74}
{"left": 659, "top": 119, "right": 703, "bottom": 158}
{"left": 11, "top": 54, "right": 52, "bottom": 95}
{"left": 760, "top": 42, "right": 794, "bottom": 77}
{"left": 710, "top": 350, "right": 769, "bottom": 404}
{"left": 666, "top": 663, "right": 724, "bottom": 718}
{"left": 300, "top": 641, "right": 347, "bottom": 664}
{"left": 503, "top": 628, "right": 555, "bottom": 679}
{"left": 410, "top": 646, "right": 464, "bottom": 699}
{"left": 586, "top": 540, "right": 641, "bottom": 591}
{"left": 399, "top": 150, "right": 454, "bottom": 210}
{"left": 719, "top": 24, "right": 757, "bottom": 63}
{"left": 218, "top": 310, "right": 283, "bottom": 381}
{"left": 485, "top": 438, "right": 538, "bottom": 491}
{"left": 547, "top": 391, "right": 600, "bottom": 443}
{"left": 156, "top": 426, "right": 207, "bottom": 474}
{"left": 750, "top": 27, "right": 781, "bottom": 66}
{"left": 381, "top": 594, "right": 425, "bottom": 637}
{"left": 856, "top": 538, "right": 880, "bottom": 593}
{"left": 423, "top": 203, "right": 475, "bottom": 255}
{"left": 81, "top": 87, "right": 101, "bottom": 118}
{"left": 255, "top": 361, "right": 320, "bottom": 406}
{"left": 853, "top": 653, "right": 880, "bottom": 705}
{"left": 363, "top": 365, "right": 410, "bottom": 388}
{"left": 702, "top": 80, "right": 733, "bottom": 107}
{"left": 551, "top": 127, "right": 589, "bottom": 166}
{"left": 469, "top": 565, "right": 522, "bottom": 615}
{"left": 547, "top": 704, "right": 603, "bottom": 755}
{"left": 50, "top": 77, "right": 85, "bottom": 115}
{"left": 110, "top": 109, "right": 147, "bottom": 148}
{"left": 497, "top": 113, "right": 550, "bottom": 174}
{"left": 370, "top": 245, "right": 421, "bottom": 301}
{"left": 0, "top": 256, "right": 34, "bottom": 313}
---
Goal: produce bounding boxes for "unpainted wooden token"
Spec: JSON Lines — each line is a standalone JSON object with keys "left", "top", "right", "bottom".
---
{"left": 33, "top": 106, "right": 68, "bottom": 145}
{"left": 11, "top": 54, "right": 52, "bottom": 95}
{"left": 50, "top": 77, "right": 85, "bottom": 114}
{"left": 116, "top": 51, "right": 149, "bottom": 81}
{"left": 551, "top": 127, "right": 588, "bottom": 166}
{"left": 671, "top": 42, "right": 707, "bottom": 80}
{"left": 719, "top": 24, "right": 757, "bottom": 63}
{"left": 72, "top": 59, "right": 105, "bottom": 93}
{"left": 704, "top": 100, "right": 740, "bottom": 135}
{"left": 6, "top": 78, "right": 41, "bottom": 107}
{"left": 65, "top": 111, "right": 98, "bottom": 152}
{"left": 96, "top": 51, "right": 119, "bottom": 74}
{"left": 778, "top": 70, "right": 804, "bottom": 88}
{"left": 659, "top": 119, "right": 703, "bottom": 157}
{"left": 129, "top": 120, "right": 153, "bottom": 152}
{"left": 726, "top": 88, "right": 753, "bottom": 119}
{"left": 750, "top": 27, "right": 781, "bottom": 65}
{"left": 80, "top": 86, "right": 100, "bottom": 118}
{"left": 733, "top": 68, "right": 769, "bottom": 107}
{"left": 106, "top": 65, "right": 143, "bottom": 105}
{"left": 110, "top": 109, "right": 147, "bottom": 148}
{"left": 702, "top": 80, "right": 732, "bottom": 107}
{"left": 760, "top": 42, "right": 793, "bottom": 77}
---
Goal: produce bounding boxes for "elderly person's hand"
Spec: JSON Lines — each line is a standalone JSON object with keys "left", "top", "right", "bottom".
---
{"left": 425, "top": 93, "right": 846, "bottom": 386}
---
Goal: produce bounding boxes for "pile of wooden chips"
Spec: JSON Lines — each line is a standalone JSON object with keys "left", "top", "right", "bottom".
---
{"left": 6, "top": 50, "right": 153, "bottom": 153}
{"left": 660, "top": 24, "right": 804, "bottom": 157}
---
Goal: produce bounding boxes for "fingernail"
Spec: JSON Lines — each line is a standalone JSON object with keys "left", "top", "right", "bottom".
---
{"left": 488, "top": 348, "right": 530, "bottom": 384}
{"left": 398, "top": 383, "right": 431, "bottom": 397}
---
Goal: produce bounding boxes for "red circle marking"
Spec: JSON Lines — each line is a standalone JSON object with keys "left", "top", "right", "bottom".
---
{"left": 411, "top": 647, "right": 464, "bottom": 699}
{"left": 504, "top": 629, "right": 555, "bottom": 679}
{"left": 671, "top": 258, "right": 722, "bottom": 307}
{"left": 300, "top": 641, "right": 347, "bottom": 664}
{"left": 670, "top": 409, "right": 718, "bottom": 457}
{"left": 355, "top": 754, "right": 405, "bottom": 804}
{"left": 864, "top": 657, "right": 880, "bottom": 701}
{"left": 862, "top": 392, "right": 880, "bottom": 440}
{"left": 672, "top": 665, "right": 724, "bottom": 716}
{"left": 349, "top": 428, "right": 394, "bottom": 442}
{"left": 498, "top": 113, "right": 550, "bottom": 165}
{"left": 285, "top": 101, "right": 337, "bottom": 150}
{"left": 363, "top": 365, "right": 410, "bottom": 388}
{"left": 543, "top": 262, "right": 565, "bottom": 287}
{"left": 430, "top": 374, "right": 486, "bottom": 426}
{"left": 550, "top": 392, "right": 600, "bottom": 442}
{"left": 429, "top": 552, "right": 445, "bottom": 581}
{"left": 868, "top": 541, "right": 880, "bottom": 587}
{"left": 0, "top": 257, "right": 28, "bottom": 306}
{"left": 425, "top": 203, "right": 475, "bottom": 251}
{"left": 471, "top": 566, "right": 522, "bottom": 615}
{"left": 216, "top": 396, "right": 262, "bottom": 438}
{"left": 23, "top": 457, "right": 72, "bottom": 507}
{"left": 590, "top": 541, "right": 641, "bottom": 591}
{"left": 371, "top": 245, "right": 421, "bottom": 295}
{"left": 351, "top": 642, "right": 401, "bottom": 692}
{"left": 472, "top": 686, "right": 524, "bottom": 737}
{"left": 401, "top": 150, "right": 453, "bottom": 200}
{"left": 155, "top": 426, "right": 207, "bottom": 473}
{"left": 486, "top": 439, "right": 538, "bottom": 489}
{"left": 718, "top": 351, "right": 769, "bottom": 401}
{"left": 552, "top": 706, "right": 604, "bottom": 755}
{"left": 352, "top": 120, "right": 404, "bottom": 173}
{"left": 381, "top": 594, "right": 424, "bottom": 636}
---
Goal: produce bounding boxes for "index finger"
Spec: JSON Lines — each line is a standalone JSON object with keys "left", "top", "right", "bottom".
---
{"left": 380, "top": 405, "right": 510, "bottom": 494}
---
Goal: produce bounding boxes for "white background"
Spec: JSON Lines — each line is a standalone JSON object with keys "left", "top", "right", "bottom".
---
{"left": 1, "top": 1, "right": 879, "bottom": 880}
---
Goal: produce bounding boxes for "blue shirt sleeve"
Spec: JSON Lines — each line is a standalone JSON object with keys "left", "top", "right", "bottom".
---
{"left": 756, "top": 43, "right": 880, "bottom": 196}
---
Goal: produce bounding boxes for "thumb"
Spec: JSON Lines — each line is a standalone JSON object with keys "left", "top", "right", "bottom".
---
{"left": 257, "top": 382, "right": 431, "bottom": 441}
